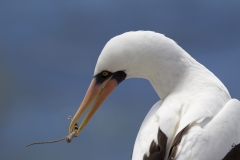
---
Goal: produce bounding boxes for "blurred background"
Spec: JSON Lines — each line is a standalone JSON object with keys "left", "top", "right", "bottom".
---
{"left": 0, "top": 1, "right": 240, "bottom": 160}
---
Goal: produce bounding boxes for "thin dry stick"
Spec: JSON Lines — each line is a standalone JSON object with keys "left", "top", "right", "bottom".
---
{"left": 26, "top": 117, "right": 78, "bottom": 147}
{"left": 26, "top": 137, "right": 67, "bottom": 147}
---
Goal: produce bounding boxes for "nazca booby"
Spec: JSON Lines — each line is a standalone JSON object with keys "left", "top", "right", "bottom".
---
{"left": 69, "top": 31, "right": 240, "bottom": 160}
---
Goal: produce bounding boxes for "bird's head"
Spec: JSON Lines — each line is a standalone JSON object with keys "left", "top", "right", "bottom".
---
{"left": 68, "top": 32, "right": 137, "bottom": 135}
{"left": 69, "top": 31, "right": 186, "bottom": 135}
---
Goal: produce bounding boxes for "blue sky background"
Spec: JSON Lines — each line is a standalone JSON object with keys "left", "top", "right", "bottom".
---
{"left": 1, "top": 1, "right": 240, "bottom": 160}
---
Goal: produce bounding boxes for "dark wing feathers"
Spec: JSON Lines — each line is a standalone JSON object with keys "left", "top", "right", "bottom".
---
{"left": 143, "top": 128, "right": 167, "bottom": 160}
{"left": 142, "top": 125, "right": 190, "bottom": 160}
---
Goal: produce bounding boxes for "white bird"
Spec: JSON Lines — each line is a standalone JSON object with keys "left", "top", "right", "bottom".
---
{"left": 69, "top": 31, "right": 240, "bottom": 160}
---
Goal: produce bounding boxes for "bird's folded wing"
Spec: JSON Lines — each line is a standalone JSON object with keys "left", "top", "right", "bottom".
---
{"left": 175, "top": 99, "right": 240, "bottom": 160}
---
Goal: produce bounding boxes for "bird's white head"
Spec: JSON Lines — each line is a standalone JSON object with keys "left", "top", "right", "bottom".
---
{"left": 69, "top": 31, "right": 192, "bottom": 135}
{"left": 95, "top": 31, "right": 186, "bottom": 79}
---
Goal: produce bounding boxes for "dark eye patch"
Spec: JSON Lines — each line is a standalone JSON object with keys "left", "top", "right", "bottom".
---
{"left": 94, "top": 71, "right": 113, "bottom": 84}
{"left": 94, "top": 70, "right": 127, "bottom": 85}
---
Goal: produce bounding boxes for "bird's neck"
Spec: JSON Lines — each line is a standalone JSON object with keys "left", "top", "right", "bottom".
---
{"left": 147, "top": 49, "right": 195, "bottom": 100}
{"left": 147, "top": 49, "right": 228, "bottom": 100}
{"left": 120, "top": 32, "right": 206, "bottom": 99}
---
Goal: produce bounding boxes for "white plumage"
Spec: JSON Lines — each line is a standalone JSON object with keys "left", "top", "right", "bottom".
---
{"left": 70, "top": 31, "right": 240, "bottom": 160}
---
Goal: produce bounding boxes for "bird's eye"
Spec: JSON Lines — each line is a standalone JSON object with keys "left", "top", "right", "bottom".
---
{"left": 101, "top": 71, "right": 109, "bottom": 77}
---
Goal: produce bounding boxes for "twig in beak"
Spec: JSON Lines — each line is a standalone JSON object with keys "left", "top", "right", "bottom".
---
{"left": 26, "top": 117, "right": 78, "bottom": 147}
{"left": 26, "top": 137, "right": 67, "bottom": 147}
{"left": 66, "top": 123, "right": 78, "bottom": 143}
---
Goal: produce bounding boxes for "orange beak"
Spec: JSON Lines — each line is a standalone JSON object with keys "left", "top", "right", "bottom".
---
{"left": 69, "top": 76, "right": 118, "bottom": 135}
